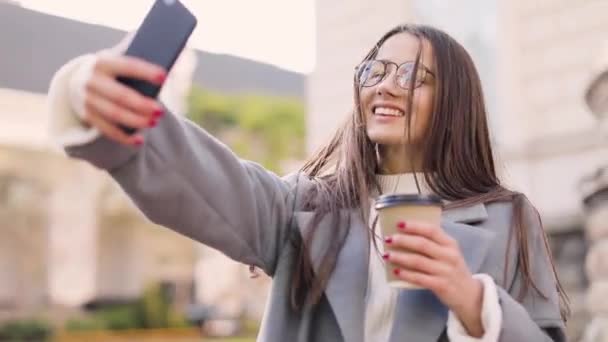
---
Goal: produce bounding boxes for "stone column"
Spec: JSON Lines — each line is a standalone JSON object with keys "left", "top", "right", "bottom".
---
{"left": 581, "top": 39, "right": 608, "bottom": 342}
{"left": 581, "top": 169, "right": 608, "bottom": 341}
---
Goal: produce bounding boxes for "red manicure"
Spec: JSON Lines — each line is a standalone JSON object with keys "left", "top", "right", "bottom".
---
{"left": 397, "top": 221, "right": 407, "bottom": 230}
{"left": 153, "top": 109, "right": 164, "bottom": 118}
{"left": 385, "top": 236, "right": 393, "bottom": 244}
{"left": 382, "top": 253, "right": 389, "bottom": 260}
{"left": 134, "top": 137, "right": 144, "bottom": 146}
{"left": 155, "top": 73, "right": 167, "bottom": 84}
{"left": 149, "top": 118, "right": 157, "bottom": 127}
{"left": 393, "top": 269, "right": 401, "bottom": 276}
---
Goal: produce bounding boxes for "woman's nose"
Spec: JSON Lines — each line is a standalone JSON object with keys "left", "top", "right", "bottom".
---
{"left": 375, "top": 70, "right": 401, "bottom": 97}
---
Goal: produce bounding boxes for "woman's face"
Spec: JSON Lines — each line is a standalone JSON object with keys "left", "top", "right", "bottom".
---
{"left": 360, "top": 33, "right": 436, "bottom": 146}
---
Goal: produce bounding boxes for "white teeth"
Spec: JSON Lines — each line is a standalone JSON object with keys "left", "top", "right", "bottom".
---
{"left": 374, "top": 107, "right": 404, "bottom": 116}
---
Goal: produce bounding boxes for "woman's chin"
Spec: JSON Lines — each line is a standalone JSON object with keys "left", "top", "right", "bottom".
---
{"left": 366, "top": 125, "right": 411, "bottom": 143}
{"left": 367, "top": 132, "right": 407, "bottom": 145}
{"left": 370, "top": 138, "right": 406, "bottom": 146}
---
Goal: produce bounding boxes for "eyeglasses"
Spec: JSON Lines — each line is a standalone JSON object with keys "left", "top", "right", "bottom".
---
{"left": 355, "top": 60, "right": 435, "bottom": 89}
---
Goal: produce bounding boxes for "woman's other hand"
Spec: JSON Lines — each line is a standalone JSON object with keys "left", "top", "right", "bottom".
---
{"left": 384, "top": 220, "right": 485, "bottom": 337}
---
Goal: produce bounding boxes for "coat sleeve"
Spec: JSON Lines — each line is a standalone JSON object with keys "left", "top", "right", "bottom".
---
{"left": 497, "top": 198, "right": 567, "bottom": 342}
{"left": 48, "top": 57, "right": 302, "bottom": 277}
{"left": 446, "top": 274, "right": 503, "bottom": 341}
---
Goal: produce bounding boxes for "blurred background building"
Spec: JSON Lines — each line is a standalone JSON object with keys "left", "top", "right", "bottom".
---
{"left": 308, "top": 0, "right": 608, "bottom": 340}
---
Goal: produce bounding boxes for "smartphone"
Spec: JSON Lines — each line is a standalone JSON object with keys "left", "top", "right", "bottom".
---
{"left": 117, "top": 0, "right": 198, "bottom": 134}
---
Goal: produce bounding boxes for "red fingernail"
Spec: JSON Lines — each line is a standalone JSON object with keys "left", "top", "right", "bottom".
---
{"left": 156, "top": 73, "right": 166, "bottom": 84}
{"left": 153, "top": 109, "right": 164, "bottom": 118}
{"left": 393, "top": 269, "right": 400, "bottom": 276}
{"left": 385, "top": 237, "right": 393, "bottom": 244}
{"left": 397, "top": 221, "right": 406, "bottom": 230}
{"left": 382, "top": 253, "right": 389, "bottom": 260}
{"left": 134, "top": 137, "right": 144, "bottom": 146}
{"left": 149, "top": 118, "right": 157, "bottom": 127}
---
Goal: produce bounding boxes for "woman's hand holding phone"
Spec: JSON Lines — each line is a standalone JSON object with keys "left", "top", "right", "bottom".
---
{"left": 76, "top": 51, "right": 167, "bottom": 146}
{"left": 70, "top": 0, "right": 197, "bottom": 146}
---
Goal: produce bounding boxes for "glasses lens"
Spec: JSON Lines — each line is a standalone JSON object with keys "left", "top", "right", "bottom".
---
{"left": 357, "top": 60, "right": 385, "bottom": 87}
{"left": 397, "top": 62, "right": 425, "bottom": 89}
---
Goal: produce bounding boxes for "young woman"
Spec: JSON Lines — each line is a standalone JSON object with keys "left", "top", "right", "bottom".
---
{"left": 48, "top": 24, "right": 568, "bottom": 341}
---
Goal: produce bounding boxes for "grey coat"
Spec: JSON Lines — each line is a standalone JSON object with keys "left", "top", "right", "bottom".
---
{"left": 64, "top": 109, "right": 566, "bottom": 342}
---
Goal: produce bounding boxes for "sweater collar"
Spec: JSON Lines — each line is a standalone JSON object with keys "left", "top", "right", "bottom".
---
{"left": 375, "top": 173, "right": 429, "bottom": 195}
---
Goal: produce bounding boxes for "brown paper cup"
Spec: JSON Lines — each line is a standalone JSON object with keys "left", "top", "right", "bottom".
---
{"left": 375, "top": 194, "right": 442, "bottom": 289}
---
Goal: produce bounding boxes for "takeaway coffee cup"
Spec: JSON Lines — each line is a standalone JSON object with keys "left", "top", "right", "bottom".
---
{"left": 375, "top": 194, "right": 443, "bottom": 289}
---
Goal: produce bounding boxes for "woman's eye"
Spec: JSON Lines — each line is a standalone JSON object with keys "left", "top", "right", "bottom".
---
{"left": 370, "top": 72, "right": 384, "bottom": 80}
{"left": 401, "top": 69, "right": 413, "bottom": 79}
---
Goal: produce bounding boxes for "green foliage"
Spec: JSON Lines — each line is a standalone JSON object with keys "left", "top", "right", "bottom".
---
{"left": 98, "top": 305, "right": 143, "bottom": 330}
{"left": 64, "top": 282, "right": 191, "bottom": 332}
{"left": 0, "top": 319, "right": 53, "bottom": 341}
{"left": 137, "top": 283, "right": 171, "bottom": 329}
{"left": 65, "top": 305, "right": 141, "bottom": 332}
{"left": 187, "top": 86, "right": 305, "bottom": 172}
{"left": 64, "top": 316, "right": 106, "bottom": 331}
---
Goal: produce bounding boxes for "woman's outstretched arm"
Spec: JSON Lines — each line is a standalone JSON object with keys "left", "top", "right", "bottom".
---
{"left": 48, "top": 49, "right": 301, "bottom": 277}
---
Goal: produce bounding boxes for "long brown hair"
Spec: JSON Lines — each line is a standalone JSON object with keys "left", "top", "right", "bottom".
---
{"left": 292, "top": 24, "right": 569, "bottom": 320}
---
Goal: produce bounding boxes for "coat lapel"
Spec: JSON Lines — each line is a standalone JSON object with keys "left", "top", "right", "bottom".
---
{"left": 443, "top": 202, "right": 489, "bottom": 224}
{"left": 388, "top": 203, "right": 497, "bottom": 342}
{"left": 295, "top": 203, "right": 496, "bottom": 342}
{"left": 295, "top": 211, "right": 368, "bottom": 342}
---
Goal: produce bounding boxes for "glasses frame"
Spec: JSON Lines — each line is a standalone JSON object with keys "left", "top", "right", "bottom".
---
{"left": 355, "top": 59, "right": 436, "bottom": 90}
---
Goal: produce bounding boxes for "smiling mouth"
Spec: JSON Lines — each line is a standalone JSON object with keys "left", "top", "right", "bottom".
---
{"left": 373, "top": 106, "right": 405, "bottom": 117}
